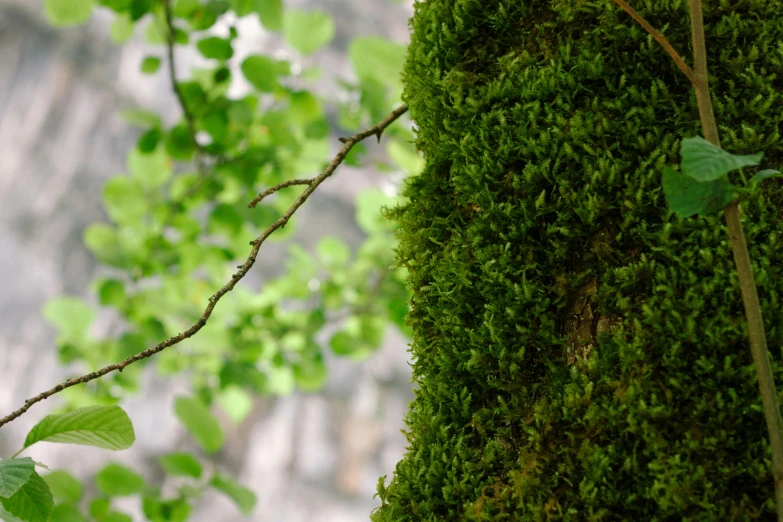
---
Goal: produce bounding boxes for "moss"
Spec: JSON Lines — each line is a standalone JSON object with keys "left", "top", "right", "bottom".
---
{"left": 373, "top": 0, "right": 783, "bottom": 520}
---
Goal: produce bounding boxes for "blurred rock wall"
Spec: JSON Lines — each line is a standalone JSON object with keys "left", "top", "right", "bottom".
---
{"left": 0, "top": 1, "right": 414, "bottom": 520}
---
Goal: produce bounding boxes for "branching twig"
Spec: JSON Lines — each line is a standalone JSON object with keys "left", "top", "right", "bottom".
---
{"left": 612, "top": 0, "right": 696, "bottom": 84}
{"left": 248, "top": 179, "right": 313, "bottom": 209}
{"left": 0, "top": 104, "right": 408, "bottom": 430}
{"left": 163, "top": 0, "right": 208, "bottom": 175}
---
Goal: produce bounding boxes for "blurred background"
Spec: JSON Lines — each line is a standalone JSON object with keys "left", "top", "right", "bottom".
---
{"left": 0, "top": 0, "right": 415, "bottom": 520}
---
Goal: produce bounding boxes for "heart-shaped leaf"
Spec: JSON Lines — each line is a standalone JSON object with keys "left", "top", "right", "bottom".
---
{"left": 0, "top": 459, "right": 34, "bottom": 499}
{"left": 662, "top": 166, "right": 735, "bottom": 217}
{"left": 681, "top": 136, "right": 763, "bottom": 182}
{"left": 0, "top": 472, "right": 53, "bottom": 522}
{"left": 24, "top": 406, "right": 135, "bottom": 451}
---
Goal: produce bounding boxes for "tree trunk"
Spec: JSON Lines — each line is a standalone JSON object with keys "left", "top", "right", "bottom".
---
{"left": 374, "top": 0, "right": 783, "bottom": 519}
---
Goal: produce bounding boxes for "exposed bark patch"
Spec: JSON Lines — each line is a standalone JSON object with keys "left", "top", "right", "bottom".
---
{"left": 564, "top": 279, "right": 620, "bottom": 366}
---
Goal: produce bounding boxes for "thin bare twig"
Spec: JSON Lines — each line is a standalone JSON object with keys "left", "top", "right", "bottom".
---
{"left": 248, "top": 179, "right": 313, "bottom": 209}
{"left": 0, "top": 104, "right": 408, "bottom": 430}
{"left": 612, "top": 0, "right": 696, "bottom": 84}
{"left": 163, "top": 0, "right": 208, "bottom": 175}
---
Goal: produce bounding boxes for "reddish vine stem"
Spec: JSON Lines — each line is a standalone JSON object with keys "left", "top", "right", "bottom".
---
{"left": 614, "top": 1, "right": 783, "bottom": 517}
{"left": 0, "top": 104, "right": 408, "bottom": 430}
{"left": 612, "top": 0, "right": 696, "bottom": 84}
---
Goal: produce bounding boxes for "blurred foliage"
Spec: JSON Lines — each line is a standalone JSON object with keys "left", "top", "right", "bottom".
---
{"left": 2, "top": 0, "right": 418, "bottom": 520}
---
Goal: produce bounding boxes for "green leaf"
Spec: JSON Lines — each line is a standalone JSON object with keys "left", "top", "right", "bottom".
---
{"left": 158, "top": 453, "right": 202, "bottom": 479}
{"left": 0, "top": 472, "right": 53, "bottom": 522}
{"left": 140, "top": 56, "right": 161, "bottom": 74}
{"left": 97, "top": 0, "right": 130, "bottom": 10}
{"left": 317, "top": 236, "right": 350, "bottom": 266}
{"left": 750, "top": 169, "right": 783, "bottom": 188}
{"left": 44, "top": 0, "right": 94, "bottom": 27}
{"left": 143, "top": 16, "right": 167, "bottom": 44}
{"left": 173, "top": 0, "right": 199, "bottom": 17}
{"left": 219, "top": 363, "right": 266, "bottom": 393}
{"left": 142, "top": 494, "right": 190, "bottom": 522}
{"left": 137, "top": 128, "right": 161, "bottom": 153}
{"left": 165, "top": 124, "right": 195, "bottom": 161}
{"left": 293, "top": 356, "right": 328, "bottom": 392}
{"left": 210, "top": 475, "right": 256, "bottom": 515}
{"left": 241, "top": 55, "right": 289, "bottom": 92}
{"left": 173, "top": 397, "right": 224, "bottom": 454}
{"left": 662, "top": 166, "right": 735, "bottom": 217}
{"left": 119, "top": 109, "right": 161, "bottom": 128}
{"left": 129, "top": 145, "right": 172, "bottom": 188}
{"left": 0, "top": 506, "right": 22, "bottom": 522}
{"left": 49, "top": 505, "right": 86, "bottom": 522}
{"left": 348, "top": 36, "right": 406, "bottom": 88}
{"left": 88, "top": 498, "right": 109, "bottom": 519}
{"left": 358, "top": 315, "right": 386, "bottom": 348}
{"left": 216, "top": 387, "right": 252, "bottom": 424}
{"left": 130, "top": 0, "right": 154, "bottom": 20}
{"left": 98, "top": 279, "right": 126, "bottom": 308}
{"left": 255, "top": 0, "right": 283, "bottom": 31}
{"left": 288, "top": 91, "right": 322, "bottom": 124}
{"left": 283, "top": 9, "right": 334, "bottom": 55}
{"left": 329, "top": 331, "right": 354, "bottom": 356}
{"left": 43, "top": 297, "right": 95, "bottom": 335}
{"left": 95, "top": 464, "right": 144, "bottom": 497}
{"left": 229, "top": 0, "right": 254, "bottom": 17}
{"left": 84, "top": 224, "right": 125, "bottom": 268}
{"left": 209, "top": 204, "right": 244, "bottom": 236}
{"left": 103, "top": 177, "right": 147, "bottom": 225}
{"left": 387, "top": 139, "right": 423, "bottom": 176}
{"left": 0, "top": 459, "right": 35, "bottom": 499}
{"left": 680, "top": 136, "right": 763, "bottom": 182}
{"left": 355, "top": 188, "right": 397, "bottom": 234}
{"left": 97, "top": 510, "right": 131, "bottom": 522}
{"left": 201, "top": 111, "right": 228, "bottom": 142}
{"left": 197, "top": 37, "right": 234, "bottom": 60}
{"left": 24, "top": 405, "right": 135, "bottom": 451}
{"left": 43, "top": 470, "right": 83, "bottom": 505}
{"left": 109, "top": 14, "right": 134, "bottom": 44}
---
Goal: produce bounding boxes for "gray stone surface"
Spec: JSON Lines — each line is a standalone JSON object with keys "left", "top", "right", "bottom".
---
{"left": 0, "top": 1, "right": 414, "bottom": 520}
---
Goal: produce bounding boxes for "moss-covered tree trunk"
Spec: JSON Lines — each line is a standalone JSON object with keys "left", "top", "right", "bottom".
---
{"left": 374, "top": 1, "right": 783, "bottom": 519}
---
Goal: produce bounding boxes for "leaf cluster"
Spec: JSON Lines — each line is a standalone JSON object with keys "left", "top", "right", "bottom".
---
{"left": 11, "top": 0, "right": 419, "bottom": 520}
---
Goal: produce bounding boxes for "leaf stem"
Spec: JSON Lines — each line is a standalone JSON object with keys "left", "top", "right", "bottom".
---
{"left": 611, "top": 0, "right": 695, "bottom": 83}
{"left": 8, "top": 448, "right": 24, "bottom": 459}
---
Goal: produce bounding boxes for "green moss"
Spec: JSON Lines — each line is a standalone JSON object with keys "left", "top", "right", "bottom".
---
{"left": 374, "top": 0, "right": 783, "bottom": 520}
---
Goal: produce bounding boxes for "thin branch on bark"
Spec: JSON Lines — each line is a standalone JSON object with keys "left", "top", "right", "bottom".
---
{"left": 248, "top": 179, "right": 314, "bottom": 209}
{"left": 616, "top": 1, "right": 783, "bottom": 518}
{"left": 612, "top": 0, "right": 696, "bottom": 84}
{"left": 0, "top": 104, "right": 408, "bottom": 430}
